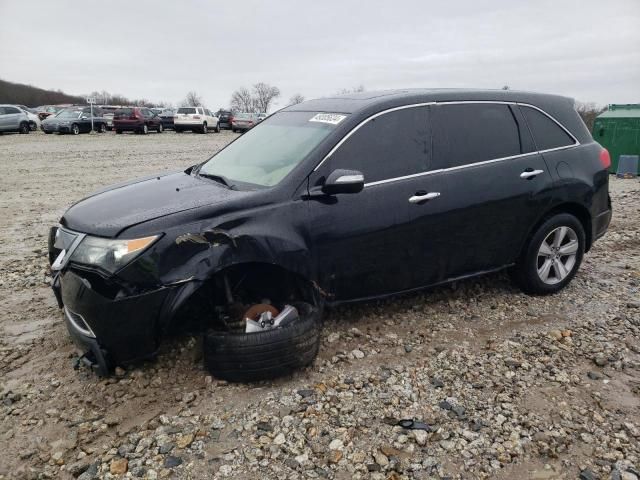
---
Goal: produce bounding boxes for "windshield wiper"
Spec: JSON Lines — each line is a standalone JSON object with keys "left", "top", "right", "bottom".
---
{"left": 198, "top": 172, "right": 235, "bottom": 189}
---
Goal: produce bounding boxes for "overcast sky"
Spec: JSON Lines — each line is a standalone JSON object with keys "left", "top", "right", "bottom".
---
{"left": 1, "top": 0, "right": 638, "bottom": 109}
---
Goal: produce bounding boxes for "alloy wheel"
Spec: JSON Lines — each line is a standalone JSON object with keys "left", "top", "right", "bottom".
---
{"left": 536, "top": 226, "right": 579, "bottom": 285}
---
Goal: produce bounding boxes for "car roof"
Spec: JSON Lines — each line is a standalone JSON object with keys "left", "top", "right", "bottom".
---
{"left": 284, "top": 88, "right": 574, "bottom": 114}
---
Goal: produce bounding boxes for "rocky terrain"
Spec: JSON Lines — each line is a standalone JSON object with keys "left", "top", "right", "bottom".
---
{"left": 0, "top": 131, "right": 638, "bottom": 479}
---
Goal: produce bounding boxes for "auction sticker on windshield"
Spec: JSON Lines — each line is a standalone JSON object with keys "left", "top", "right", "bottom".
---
{"left": 309, "top": 113, "right": 347, "bottom": 125}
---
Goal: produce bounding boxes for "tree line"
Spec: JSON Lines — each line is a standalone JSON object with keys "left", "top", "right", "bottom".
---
{"left": 0, "top": 78, "right": 169, "bottom": 108}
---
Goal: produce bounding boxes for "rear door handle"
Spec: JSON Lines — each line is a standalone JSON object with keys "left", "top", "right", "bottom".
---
{"left": 520, "top": 169, "right": 544, "bottom": 179}
{"left": 409, "top": 192, "right": 440, "bottom": 204}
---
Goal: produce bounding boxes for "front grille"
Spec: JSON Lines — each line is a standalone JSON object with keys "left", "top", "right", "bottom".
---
{"left": 65, "top": 307, "right": 96, "bottom": 338}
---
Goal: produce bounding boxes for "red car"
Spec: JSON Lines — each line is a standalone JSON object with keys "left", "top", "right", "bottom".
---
{"left": 113, "top": 107, "right": 164, "bottom": 134}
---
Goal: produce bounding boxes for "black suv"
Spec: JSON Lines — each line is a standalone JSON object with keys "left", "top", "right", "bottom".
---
{"left": 48, "top": 89, "right": 611, "bottom": 380}
{"left": 215, "top": 109, "right": 234, "bottom": 129}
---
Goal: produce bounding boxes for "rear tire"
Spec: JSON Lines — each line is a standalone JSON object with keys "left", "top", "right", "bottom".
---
{"left": 98, "top": 123, "right": 107, "bottom": 133}
{"left": 511, "top": 213, "right": 585, "bottom": 295}
{"left": 141, "top": 124, "right": 148, "bottom": 135}
{"left": 115, "top": 129, "right": 122, "bottom": 134}
{"left": 19, "top": 122, "right": 30, "bottom": 134}
{"left": 175, "top": 128, "right": 182, "bottom": 133}
{"left": 157, "top": 123, "right": 164, "bottom": 133}
{"left": 214, "top": 122, "right": 220, "bottom": 133}
{"left": 201, "top": 123, "right": 207, "bottom": 134}
{"left": 204, "top": 302, "right": 322, "bottom": 383}
{"left": 71, "top": 124, "right": 80, "bottom": 135}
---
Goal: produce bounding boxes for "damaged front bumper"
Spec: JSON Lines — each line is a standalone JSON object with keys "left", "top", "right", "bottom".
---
{"left": 51, "top": 268, "right": 182, "bottom": 374}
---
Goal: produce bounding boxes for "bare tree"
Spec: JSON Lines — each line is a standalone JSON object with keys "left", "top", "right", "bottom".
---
{"left": 288, "top": 93, "right": 305, "bottom": 106}
{"left": 575, "top": 101, "right": 606, "bottom": 132}
{"left": 252, "top": 82, "right": 281, "bottom": 113}
{"left": 336, "top": 85, "right": 365, "bottom": 95}
{"left": 501, "top": 85, "right": 510, "bottom": 90}
{"left": 230, "top": 87, "right": 254, "bottom": 112}
{"left": 182, "top": 91, "right": 203, "bottom": 107}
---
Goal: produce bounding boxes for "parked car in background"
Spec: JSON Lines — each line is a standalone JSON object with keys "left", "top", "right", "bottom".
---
{"left": 174, "top": 106, "right": 219, "bottom": 133}
{"left": 41, "top": 108, "right": 108, "bottom": 134}
{"left": 0, "top": 105, "right": 31, "bottom": 133}
{"left": 215, "top": 109, "right": 234, "bottom": 130}
{"left": 16, "top": 105, "right": 41, "bottom": 130}
{"left": 158, "top": 108, "right": 176, "bottom": 130}
{"left": 35, "top": 105, "right": 66, "bottom": 120}
{"left": 97, "top": 105, "right": 120, "bottom": 130}
{"left": 231, "top": 112, "right": 259, "bottom": 132}
{"left": 113, "top": 107, "right": 164, "bottom": 134}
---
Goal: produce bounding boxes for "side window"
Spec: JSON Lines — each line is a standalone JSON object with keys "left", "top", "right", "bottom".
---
{"left": 0, "top": 107, "right": 5, "bottom": 115}
{"left": 433, "top": 103, "right": 522, "bottom": 168}
{"left": 520, "top": 106, "right": 575, "bottom": 151}
{"left": 329, "top": 106, "right": 431, "bottom": 183}
{"left": 5, "top": 107, "right": 20, "bottom": 114}
{"left": 197, "top": 108, "right": 204, "bottom": 115}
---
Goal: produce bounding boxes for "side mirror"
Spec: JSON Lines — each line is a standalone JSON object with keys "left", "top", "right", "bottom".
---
{"left": 322, "top": 169, "right": 365, "bottom": 195}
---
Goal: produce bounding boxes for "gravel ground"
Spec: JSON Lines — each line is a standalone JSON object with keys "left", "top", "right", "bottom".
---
{"left": 0, "top": 131, "right": 638, "bottom": 480}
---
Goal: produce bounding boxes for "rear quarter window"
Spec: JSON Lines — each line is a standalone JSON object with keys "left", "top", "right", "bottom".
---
{"left": 521, "top": 106, "right": 576, "bottom": 151}
{"left": 114, "top": 108, "right": 133, "bottom": 118}
{"left": 433, "top": 103, "right": 522, "bottom": 168}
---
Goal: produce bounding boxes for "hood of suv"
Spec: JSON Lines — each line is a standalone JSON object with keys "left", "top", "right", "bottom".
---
{"left": 61, "top": 172, "right": 244, "bottom": 237}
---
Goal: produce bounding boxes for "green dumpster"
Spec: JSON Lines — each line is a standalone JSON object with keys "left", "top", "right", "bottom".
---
{"left": 592, "top": 104, "right": 640, "bottom": 174}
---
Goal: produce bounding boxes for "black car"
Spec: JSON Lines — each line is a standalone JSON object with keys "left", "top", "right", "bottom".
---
{"left": 42, "top": 107, "right": 108, "bottom": 134}
{"left": 215, "top": 109, "right": 234, "bottom": 129}
{"left": 48, "top": 89, "right": 611, "bottom": 380}
{"left": 158, "top": 108, "right": 176, "bottom": 130}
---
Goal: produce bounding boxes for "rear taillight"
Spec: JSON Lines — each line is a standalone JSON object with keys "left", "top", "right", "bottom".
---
{"left": 599, "top": 149, "right": 611, "bottom": 169}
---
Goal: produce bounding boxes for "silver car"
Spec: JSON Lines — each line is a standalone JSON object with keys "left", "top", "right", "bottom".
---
{"left": 0, "top": 104, "right": 31, "bottom": 134}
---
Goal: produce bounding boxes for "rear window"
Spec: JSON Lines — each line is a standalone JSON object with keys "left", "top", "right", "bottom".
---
{"left": 235, "top": 113, "right": 252, "bottom": 120}
{"left": 521, "top": 106, "right": 575, "bottom": 151}
{"left": 114, "top": 108, "right": 133, "bottom": 118}
{"left": 177, "top": 107, "right": 196, "bottom": 114}
{"left": 433, "top": 103, "right": 522, "bottom": 168}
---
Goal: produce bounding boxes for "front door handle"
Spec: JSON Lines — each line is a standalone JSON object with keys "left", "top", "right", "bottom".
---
{"left": 520, "top": 169, "right": 544, "bottom": 179}
{"left": 409, "top": 192, "right": 440, "bottom": 204}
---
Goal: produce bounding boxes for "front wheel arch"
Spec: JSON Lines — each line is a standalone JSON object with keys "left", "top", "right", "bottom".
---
{"left": 162, "top": 262, "right": 322, "bottom": 337}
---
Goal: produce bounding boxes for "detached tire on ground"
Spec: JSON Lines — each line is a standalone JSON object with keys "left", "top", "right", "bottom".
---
{"left": 204, "top": 302, "right": 322, "bottom": 382}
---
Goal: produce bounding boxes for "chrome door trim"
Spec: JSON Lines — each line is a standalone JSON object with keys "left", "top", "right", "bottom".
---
{"left": 313, "top": 99, "right": 581, "bottom": 186}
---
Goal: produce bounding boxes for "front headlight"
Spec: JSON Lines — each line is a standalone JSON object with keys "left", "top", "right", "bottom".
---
{"left": 69, "top": 235, "right": 160, "bottom": 273}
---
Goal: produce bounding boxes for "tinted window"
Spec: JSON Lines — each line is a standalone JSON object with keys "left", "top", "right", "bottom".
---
{"left": 200, "top": 111, "right": 341, "bottom": 188}
{"left": 114, "top": 108, "right": 133, "bottom": 118}
{"left": 330, "top": 106, "right": 431, "bottom": 183}
{"left": 433, "top": 104, "right": 521, "bottom": 168}
{"left": 177, "top": 107, "right": 196, "bottom": 114}
{"left": 521, "top": 106, "right": 575, "bottom": 150}
{"left": 5, "top": 106, "right": 21, "bottom": 114}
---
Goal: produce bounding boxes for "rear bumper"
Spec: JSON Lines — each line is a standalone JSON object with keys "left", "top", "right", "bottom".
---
{"left": 594, "top": 208, "right": 612, "bottom": 242}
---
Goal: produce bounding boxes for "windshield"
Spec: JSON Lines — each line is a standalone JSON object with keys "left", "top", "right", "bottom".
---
{"left": 177, "top": 107, "right": 196, "bottom": 114}
{"left": 198, "top": 111, "right": 345, "bottom": 188}
{"left": 55, "top": 110, "right": 82, "bottom": 119}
